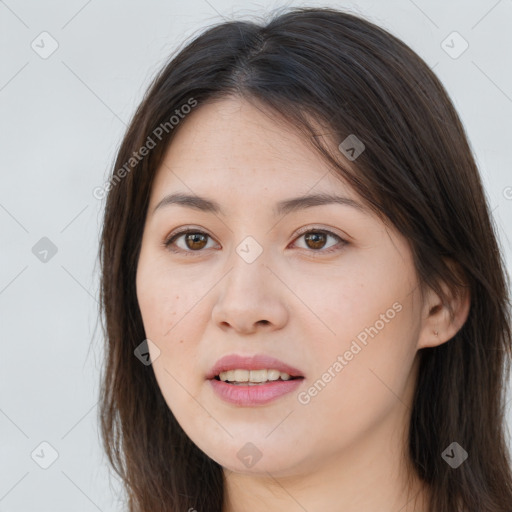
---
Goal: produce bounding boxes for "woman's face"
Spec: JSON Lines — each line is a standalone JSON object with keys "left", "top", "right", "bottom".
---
{"left": 136, "top": 96, "right": 428, "bottom": 477}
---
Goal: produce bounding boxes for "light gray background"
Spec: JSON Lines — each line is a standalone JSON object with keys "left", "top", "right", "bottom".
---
{"left": 1, "top": 0, "right": 511, "bottom": 510}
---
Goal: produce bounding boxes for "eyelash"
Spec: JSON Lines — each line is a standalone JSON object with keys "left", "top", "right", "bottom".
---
{"left": 162, "top": 226, "right": 348, "bottom": 258}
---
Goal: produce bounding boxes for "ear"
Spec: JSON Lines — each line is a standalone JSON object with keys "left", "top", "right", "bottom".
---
{"left": 417, "top": 259, "right": 471, "bottom": 349}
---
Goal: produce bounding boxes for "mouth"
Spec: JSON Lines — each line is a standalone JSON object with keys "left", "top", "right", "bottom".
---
{"left": 206, "top": 353, "right": 305, "bottom": 382}
{"left": 206, "top": 354, "right": 305, "bottom": 405}
{"left": 208, "top": 369, "right": 305, "bottom": 406}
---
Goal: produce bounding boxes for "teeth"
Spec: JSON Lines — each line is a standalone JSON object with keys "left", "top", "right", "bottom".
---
{"left": 219, "top": 369, "right": 293, "bottom": 383}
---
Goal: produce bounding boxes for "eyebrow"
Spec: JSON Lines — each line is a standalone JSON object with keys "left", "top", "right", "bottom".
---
{"left": 152, "top": 192, "right": 368, "bottom": 217}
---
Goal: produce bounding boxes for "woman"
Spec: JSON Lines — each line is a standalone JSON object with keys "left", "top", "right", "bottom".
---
{"left": 97, "top": 6, "right": 512, "bottom": 511}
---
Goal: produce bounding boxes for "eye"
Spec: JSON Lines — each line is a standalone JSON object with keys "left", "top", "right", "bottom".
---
{"left": 291, "top": 228, "right": 347, "bottom": 256}
{"left": 163, "top": 227, "right": 348, "bottom": 257}
{"left": 164, "top": 229, "right": 217, "bottom": 255}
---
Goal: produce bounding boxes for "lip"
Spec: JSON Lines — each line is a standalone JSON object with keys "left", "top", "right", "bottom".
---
{"left": 206, "top": 353, "right": 305, "bottom": 380}
{"left": 209, "top": 378, "right": 303, "bottom": 406}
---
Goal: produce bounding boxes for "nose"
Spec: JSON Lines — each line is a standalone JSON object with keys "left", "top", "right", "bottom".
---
{"left": 211, "top": 255, "right": 289, "bottom": 334}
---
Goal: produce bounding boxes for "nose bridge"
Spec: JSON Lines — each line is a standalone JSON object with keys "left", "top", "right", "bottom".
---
{"left": 212, "top": 234, "right": 288, "bottom": 331}
{"left": 224, "top": 235, "right": 272, "bottom": 300}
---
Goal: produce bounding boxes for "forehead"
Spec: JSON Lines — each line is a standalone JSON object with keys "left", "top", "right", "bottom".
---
{"left": 151, "top": 97, "right": 361, "bottom": 203}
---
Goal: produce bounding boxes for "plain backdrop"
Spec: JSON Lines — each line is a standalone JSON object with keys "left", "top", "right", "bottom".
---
{"left": 1, "top": 0, "right": 511, "bottom": 510}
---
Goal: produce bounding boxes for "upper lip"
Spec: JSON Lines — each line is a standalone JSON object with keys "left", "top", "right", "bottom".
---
{"left": 206, "top": 354, "right": 305, "bottom": 380}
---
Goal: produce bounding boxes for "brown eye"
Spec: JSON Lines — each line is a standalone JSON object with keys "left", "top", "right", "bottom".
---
{"left": 164, "top": 230, "right": 216, "bottom": 255}
{"left": 304, "top": 231, "right": 328, "bottom": 250}
{"left": 183, "top": 232, "right": 208, "bottom": 250}
{"left": 164, "top": 227, "right": 347, "bottom": 257}
{"left": 293, "top": 229, "right": 346, "bottom": 255}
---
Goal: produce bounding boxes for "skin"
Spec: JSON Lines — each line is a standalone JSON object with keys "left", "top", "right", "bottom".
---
{"left": 136, "top": 96, "right": 470, "bottom": 512}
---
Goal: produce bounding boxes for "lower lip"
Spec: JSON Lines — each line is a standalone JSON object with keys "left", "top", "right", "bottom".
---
{"left": 209, "top": 378, "right": 304, "bottom": 406}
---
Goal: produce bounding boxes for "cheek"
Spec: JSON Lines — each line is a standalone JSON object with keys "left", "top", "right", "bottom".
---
{"left": 336, "top": 304, "right": 418, "bottom": 420}
{"left": 136, "top": 253, "right": 192, "bottom": 337}
{"left": 297, "top": 311, "right": 417, "bottom": 451}
{"left": 137, "top": 281, "right": 178, "bottom": 337}
{"left": 136, "top": 264, "right": 201, "bottom": 413}
{"left": 300, "top": 267, "right": 403, "bottom": 351}
{"left": 302, "top": 259, "right": 418, "bottom": 415}
{"left": 136, "top": 256, "right": 207, "bottom": 379}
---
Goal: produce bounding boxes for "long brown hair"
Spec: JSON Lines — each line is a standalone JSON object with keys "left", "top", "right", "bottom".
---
{"left": 97, "top": 6, "right": 512, "bottom": 511}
